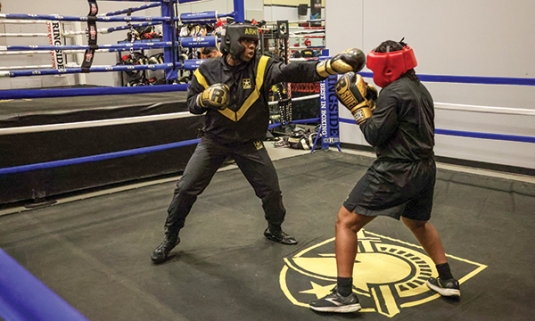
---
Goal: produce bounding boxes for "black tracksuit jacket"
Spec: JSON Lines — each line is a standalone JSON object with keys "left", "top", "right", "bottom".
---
{"left": 187, "top": 54, "right": 324, "bottom": 144}
{"left": 360, "top": 74, "right": 435, "bottom": 162}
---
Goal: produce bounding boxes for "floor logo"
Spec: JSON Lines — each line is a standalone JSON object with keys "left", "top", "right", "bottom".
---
{"left": 279, "top": 229, "right": 487, "bottom": 317}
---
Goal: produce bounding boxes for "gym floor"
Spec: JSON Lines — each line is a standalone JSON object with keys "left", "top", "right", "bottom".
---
{"left": 1, "top": 146, "right": 534, "bottom": 321}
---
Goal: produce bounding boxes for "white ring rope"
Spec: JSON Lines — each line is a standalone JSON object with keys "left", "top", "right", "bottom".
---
{"left": 290, "top": 46, "right": 324, "bottom": 50}
{"left": 0, "top": 48, "right": 130, "bottom": 55}
{"left": 63, "top": 25, "right": 123, "bottom": 36}
{"left": 264, "top": 93, "right": 535, "bottom": 117}
{"left": 0, "top": 63, "right": 78, "bottom": 70}
{"left": 289, "top": 58, "right": 318, "bottom": 61}
{"left": 289, "top": 34, "right": 325, "bottom": 38}
{"left": 0, "top": 100, "right": 532, "bottom": 136}
{"left": 0, "top": 50, "right": 81, "bottom": 55}
{"left": 267, "top": 94, "right": 320, "bottom": 106}
{"left": 0, "top": 21, "right": 144, "bottom": 36}
{"left": 0, "top": 111, "right": 199, "bottom": 136}
{"left": 290, "top": 30, "right": 325, "bottom": 35}
{"left": 292, "top": 94, "right": 320, "bottom": 101}
{"left": 0, "top": 20, "right": 50, "bottom": 24}
{"left": 0, "top": 33, "right": 54, "bottom": 37}
{"left": 284, "top": 20, "right": 325, "bottom": 24}
{"left": 260, "top": 26, "right": 324, "bottom": 31}
{"left": 434, "top": 102, "right": 535, "bottom": 116}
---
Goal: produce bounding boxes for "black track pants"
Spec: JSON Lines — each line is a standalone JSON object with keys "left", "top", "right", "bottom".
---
{"left": 164, "top": 136, "right": 286, "bottom": 233}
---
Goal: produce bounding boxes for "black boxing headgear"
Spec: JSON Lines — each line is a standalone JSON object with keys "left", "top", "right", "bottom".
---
{"left": 222, "top": 23, "right": 259, "bottom": 59}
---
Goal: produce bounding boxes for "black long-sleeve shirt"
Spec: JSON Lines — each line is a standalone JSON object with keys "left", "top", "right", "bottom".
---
{"left": 360, "top": 75, "right": 435, "bottom": 162}
{"left": 187, "top": 55, "right": 323, "bottom": 144}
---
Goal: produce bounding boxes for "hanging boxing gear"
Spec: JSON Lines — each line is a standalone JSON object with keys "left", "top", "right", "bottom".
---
{"left": 148, "top": 53, "right": 164, "bottom": 64}
{"left": 287, "top": 127, "right": 320, "bottom": 150}
{"left": 120, "top": 52, "right": 147, "bottom": 77}
{"left": 196, "top": 84, "right": 230, "bottom": 110}
{"left": 127, "top": 29, "right": 140, "bottom": 42}
{"left": 316, "top": 48, "right": 366, "bottom": 78}
{"left": 301, "top": 49, "right": 315, "bottom": 58}
{"left": 335, "top": 72, "right": 373, "bottom": 125}
{"left": 127, "top": 78, "right": 147, "bottom": 86}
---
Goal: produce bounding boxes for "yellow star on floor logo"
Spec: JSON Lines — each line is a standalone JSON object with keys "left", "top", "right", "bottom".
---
{"left": 279, "top": 229, "right": 487, "bottom": 318}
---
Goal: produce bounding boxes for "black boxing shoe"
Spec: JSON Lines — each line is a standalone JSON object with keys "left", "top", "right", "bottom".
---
{"left": 309, "top": 287, "right": 361, "bottom": 313}
{"left": 264, "top": 227, "right": 298, "bottom": 245}
{"left": 151, "top": 234, "right": 180, "bottom": 264}
{"left": 426, "top": 277, "right": 461, "bottom": 297}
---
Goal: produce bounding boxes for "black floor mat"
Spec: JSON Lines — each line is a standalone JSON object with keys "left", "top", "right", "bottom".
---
{"left": 1, "top": 151, "right": 534, "bottom": 321}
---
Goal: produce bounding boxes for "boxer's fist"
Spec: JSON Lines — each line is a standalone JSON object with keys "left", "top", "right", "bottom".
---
{"left": 335, "top": 72, "right": 373, "bottom": 125}
{"left": 316, "top": 48, "right": 365, "bottom": 78}
{"left": 196, "top": 84, "right": 229, "bottom": 110}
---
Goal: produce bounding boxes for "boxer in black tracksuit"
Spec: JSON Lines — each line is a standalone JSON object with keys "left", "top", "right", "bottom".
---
{"left": 151, "top": 23, "right": 366, "bottom": 264}
{"left": 310, "top": 40, "right": 460, "bottom": 313}
{"left": 344, "top": 73, "right": 436, "bottom": 219}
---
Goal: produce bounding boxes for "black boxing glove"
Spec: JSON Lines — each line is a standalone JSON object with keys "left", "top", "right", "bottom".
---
{"left": 316, "top": 48, "right": 365, "bottom": 78}
{"left": 335, "top": 72, "right": 373, "bottom": 125}
{"left": 196, "top": 84, "right": 230, "bottom": 110}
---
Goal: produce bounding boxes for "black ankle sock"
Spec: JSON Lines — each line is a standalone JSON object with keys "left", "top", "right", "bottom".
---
{"left": 337, "top": 277, "right": 353, "bottom": 297}
{"left": 436, "top": 263, "right": 454, "bottom": 280}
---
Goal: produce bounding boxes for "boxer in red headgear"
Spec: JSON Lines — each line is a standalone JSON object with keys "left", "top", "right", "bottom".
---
{"left": 310, "top": 40, "right": 460, "bottom": 313}
{"left": 366, "top": 38, "right": 418, "bottom": 88}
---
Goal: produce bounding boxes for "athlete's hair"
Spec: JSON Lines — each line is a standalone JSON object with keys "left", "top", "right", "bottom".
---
{"left": 375, "top": 40, "right": 419, "bottom": 83}
{"left": 201, "top": 46, "right": 219, "bottom": 55}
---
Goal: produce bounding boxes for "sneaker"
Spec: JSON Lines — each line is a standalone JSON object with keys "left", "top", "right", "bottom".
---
{"left": 309, "top": 288, "right": 361, "bottom": 313}
{"left": 264, "top": 227, "right": 298, "bottom": 245}
{"left": 426, "top": 277, "right": 461, "bottom": 297}
{"left": 151, "top": 235, "right": 180, "bottom": 264}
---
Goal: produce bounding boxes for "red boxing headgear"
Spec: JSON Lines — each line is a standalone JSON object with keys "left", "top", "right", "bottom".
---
{"left": 366, "top": 45, "right": 417, "bottom": 88}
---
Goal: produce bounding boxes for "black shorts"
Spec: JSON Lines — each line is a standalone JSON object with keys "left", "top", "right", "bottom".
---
{"left": 343, "top": 158, "right": 436, "bottom": 221}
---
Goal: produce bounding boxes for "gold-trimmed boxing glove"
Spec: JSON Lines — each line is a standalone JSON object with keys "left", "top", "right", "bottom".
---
{"left": 196, "top": 83, "right": 230, "bottom": 110}
{"left": 316, "top": 48, "right": 366, "bottom": 78}
{"left": 335, "top": 72, "right": 373, "bottom": 125}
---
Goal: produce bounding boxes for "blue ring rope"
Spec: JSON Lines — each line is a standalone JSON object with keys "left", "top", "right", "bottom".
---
{"left": 358, "top": 71, "right": 535, "bottom": 86}
{"left": 339, "top": 118, "right": 535, "bottom": 143}
{"left": 434, "top": 128, "right": 535, "bottom": 143}
{"left": 0, "top": 249, "right": 90, "bottom": 321}
{"left": 0, "top": 138, "right": 200, "bottom": 175}
{"left": 103, "top": 3, "right": 161, "bottom": 17}
{"left": 106, "top": 22, "right": 161, "bottom": 33}
{"left": 7, "top": 115, "right": 532, "bottom": 177}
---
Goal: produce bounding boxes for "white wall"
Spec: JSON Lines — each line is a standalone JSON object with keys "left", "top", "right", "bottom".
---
{"left": 326, "top": 0, "right": 535, "bottom": 170}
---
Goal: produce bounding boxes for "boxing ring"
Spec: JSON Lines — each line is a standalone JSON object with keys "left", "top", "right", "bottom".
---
{"left": 0, "top": 0, "right": 247, "bottom": 208}
{"left": 1, "top": 1, "right": 535, "bottom": 321}
{"left": 0, "top": 0, "right": 245, "bottom": 319}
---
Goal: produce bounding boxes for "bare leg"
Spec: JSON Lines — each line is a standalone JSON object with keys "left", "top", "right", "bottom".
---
{"left": 335, "top": 206, "right": 376, "bottom": 277}
{"left": 402, "top": 217, "right": 447, "bottom": 264}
